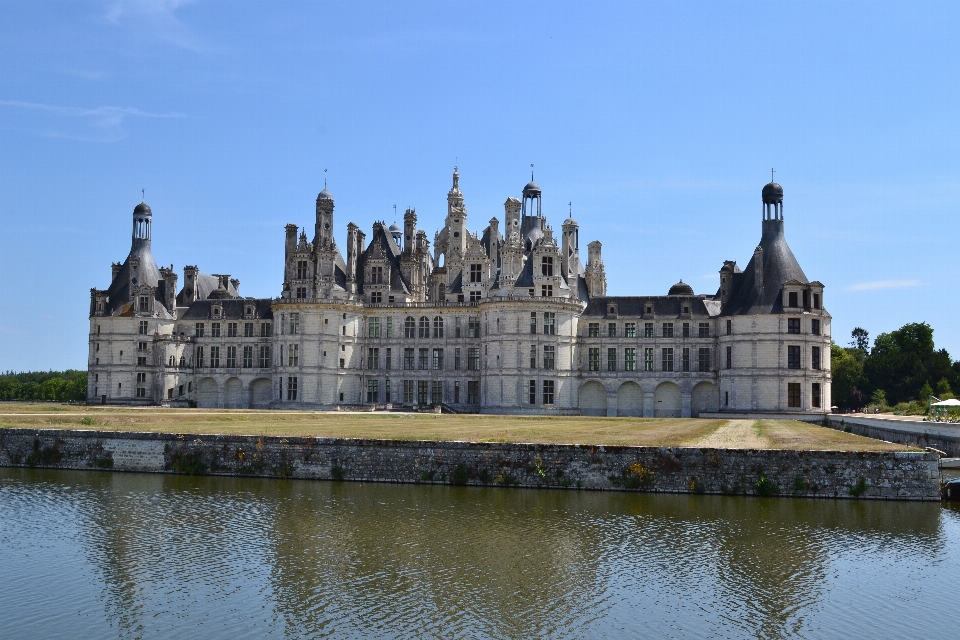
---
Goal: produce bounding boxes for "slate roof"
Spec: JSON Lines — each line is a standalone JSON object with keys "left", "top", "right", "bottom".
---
{"left": 103, "top": 243, "right": 167, "bottom": 317}
{"left": 720, "top": 219, "right": 808, "bottom": 316}
{"left": 179, "top": 298, "right": 274, "bottom": 320}
{"left": 582, "top": 295, "right": 718, "bottom": 318}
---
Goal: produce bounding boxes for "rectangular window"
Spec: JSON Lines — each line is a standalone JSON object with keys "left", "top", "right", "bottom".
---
{"left": 530, "top": 312, "right": 537, "bottom": 335}
{"left": 608, "top": 348, "right": 617, "bottom": 371}
{"left": 260, "top": 322, "right": 272, "bottom": 337}
{"left": 405, "top": 316, "right": 416, "bottom": 339}
{"left": 543, "top": 345, "right": 555, "bottom": 370}
{"left": 403, "top": 380, "right": 415, "bottom": 404}
{"left": 418, "top": 380, "right": 429, "bottom": 405}
{"left": 788, "top": 345, "right": 801, "bottom": 369}
{"left": 227, "top": 322, "right": 238, "bottom": 337}
{"left": 404, "top": 348, "right": 415, "bottom": 370}
{"left": 136, "top": 386, "right": 147, "bottom": 398}
{"left": 813, "top": 293, "right": 821, "bottom": 310}
{"left": 542, "top": 380, "right": 555, "bottom": 405}
{"left": 418, "top": 348, "right": 429, "bottom": 370}
{"left": 812, "top": 346, "right": 821, "bottom": 370}
{"left": 788, "top": 382, "right": 801, "bottom": 407}
{"left": 608, "top": 323, "right": 617, "bottom": 338}
{"left": 288, "top": 344, "right": 299, "bottom": 367}
{"left": 226, "top": 346, "right": 237, "bottom": 368}
{"left": 625, "top": 322, "right": 636, "bottom": 338}
{"left": 369, "top": 317, "right": 381, "bottom": 338}
{"left": 195, "top": 322, "right": 204, "bottom": 337}
{"left": 259, "top": 345, "right": 270, "bottom": 368}
{"left": 644, "top": 348, "right": 654, "bottom": 371}
{"left": 469, "top": 290, "right": 482, "bottom": 302}
{"left": 210, "top": 346, "right": 220, "bottom": 368}
{"left": 287, "top": 376, "right": 298, "bottom": 401}
{"left": 726, "top": 320, "right": 732, "bottom": 336}
{"left": 243, "top": 346, "right": 253, "bottom": 368}
{"left": 432, "top": 348, "right": 444, "bottom": 370}
{"left": 433, "top": 316, "right": 444, "bottom": 338}
{"left": 788, "top": 318, "right": 801, "bottom": 334}
{"left": 339, "top": 358, "right": 344, "bottom": 369}
{"left": 588, "top": 348, "right": 600, "bottom": 371}
{"left": 726, "top": 346, "right": 732, "bottom": 369}
{"left": 139, "top": 296, "right": 149, "bottom": 313}
{"left": 385, "top": 379, "right": 391, "bottom": 403}
{"left": 811, "top": 319, "right": 821, "bottom": 335}
{"left": 367, "top": 379, "right": 379, "bottom": 403}
{"left": 138, "top": 341, "right": 147, "bottom": 351}
{"left": 698, "top": 323, "right": 710, "bottom": 338}
{"left": 139, "top": 320, "right": 149, "bottom": 335}
{"left": 789, "top": 291, "right": 799, "bottom": 308}
{"left": 530, "top": 344, "right": 537, "bottom": 368}
{"left": 812, "top": 383, "right": 822, "bottom": 408}
{"left": 588, "top": 322, "right": 599, "bottom": 338}
{"left": 543, "top": 312, "right": 556, "bottom": 335}
{"left": 244, "top": 322, "right": 254, "bottom": 337}
{"left": 682, "top": 347, "right": 690, "bottom": 372}
{"left": 540, "top": 284, "right": 553, "bottom": 297}
{"left": 296, "top": 260, "right": 308, "bottom": 279}
{"left": 528, "top": 380, "right": 537, "bottom": 404}
{"left": 455, "top": 317, "right": 461, "bottom": 338}
{"left": 455, "top": 347, "right": 461, "bottom": 371}
{"left": 468, "top": 317, "right": 480, "bottom": 338}
{"left": 367, "top": 347, "right": 380, "bottom": 370}
{"left": 644, "top": 323, "right": 654, "bottom": 338}
{"left": 431, "top": 381, "right": 443, "bottom": 405}
{"left": 295, "top": 286, "right": 307, "bottom": 299}
{"left": 662, "top": 323, "right": 674, "bottom": 338}
{"left": 371, "top": 266, "right": 384, "bottom": 284}
{"left": 683, "top": 322, "right": 690, "bottom": 338}
{"left": 662, "top": 348, "right": 674, "bottom": 372}
{"left": 137, "top": 356, "right": 147, "bottom": 366}
{"left": 624, "top": 348, "right": 637, "bottom": 371}
{"left": 470, "top": 263, "right": 483, "bottom": 283}
{"left": 386, "top": 316, "right": 393, "bottom": 338}
{"left": 385, "top": 348, "right": 392, "bottom": 370}
{"left": 541, "top": 256, "right": 553, "bottom": 276}
{"left": 454, "top": 381, "right": 461, "bottom": 403}
{"left": 467, "top": 348, "right": 480, "bottom": 371}
{"left": 211, "top": 322, "right": 221, "bottom": 337}
{"left": 698, "top": 348, "right": 710, "bottom": 372}
{"left": 467, "top": 381, "right": 480, "bottom": 404}
{"left": 289, "top": 313, "right": 300, "bottom": 335}
{"left": 196, "top": 346, "right": 204, "bottom": 368}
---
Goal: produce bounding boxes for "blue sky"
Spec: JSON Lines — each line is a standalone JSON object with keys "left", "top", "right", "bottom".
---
{"left": 1, "top": 0, "right": 958, "bottom": 371}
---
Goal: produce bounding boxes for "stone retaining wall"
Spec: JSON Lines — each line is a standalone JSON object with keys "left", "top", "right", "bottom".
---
{"left": 827, "top": 415, "right": 960, "bottom": 457}
{"left": 0, "top": 428, "right": 940, "bottom": 500}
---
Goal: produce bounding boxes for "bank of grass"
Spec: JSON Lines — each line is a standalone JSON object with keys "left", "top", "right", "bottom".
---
{"left": 0, "top": 403, "right": 913, "bottom": 451}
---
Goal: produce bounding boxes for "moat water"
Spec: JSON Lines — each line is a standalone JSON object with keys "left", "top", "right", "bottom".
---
{"left": 2, "top": 468, "right": 960, "bottom": 639}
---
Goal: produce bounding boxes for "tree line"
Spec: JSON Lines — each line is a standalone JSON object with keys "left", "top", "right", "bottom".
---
{"left": 0, "top": 370, "right": 87, "bottom": 402}
{"left": 832, "top": 322, "right": 960, "bottom": 412}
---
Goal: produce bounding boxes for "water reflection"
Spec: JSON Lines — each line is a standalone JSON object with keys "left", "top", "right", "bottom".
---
{"left": 0, "top": 468, "right": 955, "bottom": 639}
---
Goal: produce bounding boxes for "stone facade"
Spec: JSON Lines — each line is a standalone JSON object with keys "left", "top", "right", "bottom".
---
{"left": 0, "top": 429, "right": 940, "bottom": 501}
{"left": 87, "top": 169, "right": 832, "bottom": 416}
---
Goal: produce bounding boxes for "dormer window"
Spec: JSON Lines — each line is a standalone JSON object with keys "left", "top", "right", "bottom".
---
{"left": 788, "top": 292, "right": 798, "bottom": 307}
{"left": 645, "top": 306, "right": 652, "bottom": 314}
{"left": 541, "top": 257, "right": 554, "bottom": 276}
{"left": 246, "top": 306, "right": 252, "bottom": 316}
{"left": 138, "top": 296, "right": 149, "bottom": 312}
{"left": 609, "top": 306, "right": 615, "bottom": 314}
{"left": 813, "top": 293, "right": 821, "bottom": 309}
{"left": 470, "top": 264, "right": 482, "bottom": 283}
{"left": 212, "top": 305, "right": 221, "bottom": 317}
{"left": 296, "top": 260, "right": 308, "bottom": 279}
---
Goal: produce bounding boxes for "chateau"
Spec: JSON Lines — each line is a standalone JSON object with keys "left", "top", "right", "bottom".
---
{"left": 88, "top": 169, "right": 831, "bottom": 416}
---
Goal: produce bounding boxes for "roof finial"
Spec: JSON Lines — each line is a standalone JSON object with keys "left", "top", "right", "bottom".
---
{"left": 393, "top": 204, "right": 397, "bottom": 224}
{"left": 324, "top": 168, "right": 327, "bottom": 189}
{"left": 141, "top": 188, "right": 145, "bottom": 203}
{"left": 569, "top": 201, "right": 572, "bottom": 216}
{"left": 770, "top": 167, "right": 775, "bottom": 182}
{"left": 531, "top": 163, "right": 534, "bottom": 181}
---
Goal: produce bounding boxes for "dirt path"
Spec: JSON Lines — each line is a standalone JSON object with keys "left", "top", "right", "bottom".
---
{"left": 691, "top": 420, "right": 766, "bottom": 449}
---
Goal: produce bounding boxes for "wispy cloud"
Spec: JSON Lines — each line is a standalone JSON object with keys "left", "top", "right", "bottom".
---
{"left": 847, "top": 279, "right": 922, "bottom": 291}
{"left": 0, "top": 99, "right": 186, "bottom": 142}
{"left": 103, "top": 0, "right": 206, "bottom": 52}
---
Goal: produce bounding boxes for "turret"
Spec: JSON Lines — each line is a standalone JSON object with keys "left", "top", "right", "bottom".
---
{"left": 504, "top": 197, "right": 521, "bottom": 237}
{"left": 160, "top": 266, "right": 178, "bottom": 311}
{"left": 403, "top": 208, "right": 417, "bottom": 256}
{"left": 719, "top": 260, "right": 738, "bottom": 307}
{"left": 346, "top": 222, "right": 359, "bottom": 292}
{"left": 131, "top": 202, "right": 152, "bottom": 250}
{"left": 315, "top": 188, "right": 334, "bottom": 248}
{"left": 561, "top": 216, "right": 579, "bottom": 282}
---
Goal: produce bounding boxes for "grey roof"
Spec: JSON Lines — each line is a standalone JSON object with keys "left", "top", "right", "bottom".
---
{"left": 447, "top": 271, "right": 463, "bottom": 294}
{"left": 317, "top": 189, "right": 333, "bottom": 201}
{"left": 762, "top": 182, "right": 783, "bottom": 204}
{"left": 356, "top": 223, "right": 411, "bottom": 295}
{"left": 583, "top": 296, "right": 716, "bottom": 318}
{"left": 103, "top": 242, "right": 164, "bottom": 317}
{"left": 134, "top": 202, "right": 152, "bottom": 215}
{"left": 668, "top": 280, "right": 695, "bottom": 296}
{"left": 523, "top": 180, "right": 541, "bottom": 196}
{"left": 176, "top": 271, "right": 240, "bottom": 306}
{"left": 720, "top": 219, "right": 808, "bottom": 316}
{"left": 514, "top": 253, "right": 535, "bottom": 288}
{"left": 180, "top": 298, "right": 273, "bottom": 320}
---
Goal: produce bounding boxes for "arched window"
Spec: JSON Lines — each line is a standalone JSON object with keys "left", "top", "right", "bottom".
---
{"left": 404, "top": 316, "right": 416, "bottom": 339}
{"left": 433, "top": 316, "right": 444, "bottom": 338}
{"left": 419, "top": 316, "right": 430, "bottom": 339}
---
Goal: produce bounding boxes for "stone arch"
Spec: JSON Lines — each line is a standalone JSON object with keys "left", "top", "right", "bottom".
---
{"left": 197, "top": 377, "right": 219, "bottom": 408}
{"left": 579, "top": 381, "right": 607, "bottom": 417}
{"left": 616, "top": 381, "right": 643, "bottom": 417}
{"left": 249, "top": 378, "right": 272, "bottom": 408}
{"left": 654, "top": 381, "right": 681, "bottom": 418}
{"left": 691, "top": 382, "right": 719, "bottom": 418}
{"left": 224, "top": 377, "right": 243, "bottom": 409}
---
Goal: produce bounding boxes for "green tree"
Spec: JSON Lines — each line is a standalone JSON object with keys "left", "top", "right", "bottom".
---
{"left": 850, "top": 327, "right": 870, "bottom": 352}
{"left": 864, "top": 322, "right": 940, "bottom": 404}
{"left": 937, "top": 378, "right": 954, "bottom": 398}
{"left": 870, "top": 388, "right": 887, "bottom": 409}
{"left": 831, "top": 342, "right": 864, "bottom": 408}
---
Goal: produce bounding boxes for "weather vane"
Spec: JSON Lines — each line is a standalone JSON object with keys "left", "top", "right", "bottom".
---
{"left": 569, "top": 201, "right": 572, "bottom": 215}
{"left": 771, "top": 168, "right": 775, "bottom": 182}
{"left": 531, "top": 163, "right": 534, "bottom": 180}
{"left": 324, "top": 168, "right": 327, "bottom": 189}
{"left": 141, "top": 188, "right": 145, "bottom": 202}
{"left": 393, "top": 204, "right": 397, "bottom": 223}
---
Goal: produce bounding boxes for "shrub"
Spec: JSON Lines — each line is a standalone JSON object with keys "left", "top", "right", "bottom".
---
{"left": 755, "top": 476, "right": 779, "bottom": 497}
{"left": 849, "top": 477, "right": 868, "bottom": 497}
{"left": 450, "top": 463, "right": 468, "bottom": 486}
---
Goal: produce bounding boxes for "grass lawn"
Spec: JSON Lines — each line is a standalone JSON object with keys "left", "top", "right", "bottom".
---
{"left": 0, "top": 402, "right": 913, "bottom": 452}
